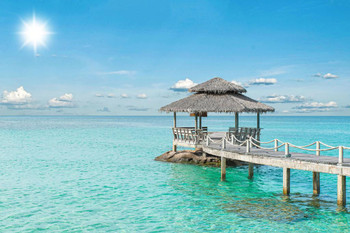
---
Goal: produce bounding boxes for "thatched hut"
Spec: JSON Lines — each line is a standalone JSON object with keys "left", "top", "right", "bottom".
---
{"left": 160, "top": 77, "right": 274, "bottom": 150}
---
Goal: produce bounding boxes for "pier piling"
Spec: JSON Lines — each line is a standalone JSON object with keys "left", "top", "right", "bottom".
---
{"left": 337, "top": 175, "right": 346, "bottom": 207}
{"left": 248, "top": 163, "right": 254, "bottom": 179}
{"left": 283, "top": 167, "right": 290, "bottom": 195}
{"left": 221, "top": 156, "right": 226, "bottom": 181}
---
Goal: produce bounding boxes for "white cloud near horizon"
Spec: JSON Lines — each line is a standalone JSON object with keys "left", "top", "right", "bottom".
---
{"left": 293, "top": 101, "right": 338, "bottom": 113}
{"left": 48, "top": 93, "right": 76, "bottom": 108}
{"left": 249, "top": 78, "right": 277, "bottom": 86}
{"left": 1, "top": 86, "right": 32, "bottom": 104}
{"left": 170, "top": 78, "right": 197, "bottom": 92}
{"left": 107, "top": 94, "right": 116, "bottom": 98}
{"left": 95, "top": 93, "right": 104, "bottom": 97}
{"left": 121, "top": 93, "right": 129, "bottom": 98}
{"left": 260, "top": 94, "right": 306, "bottom": 103}
{"left": 137, "top": 93, "right": 147, "bottom": 99}
{"left": 313, "top": 72, "right": 339, "bottom": 79}
{"left": 97, "top": 70, "right": 136, "bottom": 76}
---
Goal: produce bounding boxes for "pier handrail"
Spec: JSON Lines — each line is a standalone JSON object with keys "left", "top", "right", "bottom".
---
{"left": 205, "top": 135, "right": 350, "bottom": 165}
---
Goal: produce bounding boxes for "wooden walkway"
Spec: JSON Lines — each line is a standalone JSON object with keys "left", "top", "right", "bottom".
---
{"left": 172, "top": 134, "right": 350, "bottom": 207}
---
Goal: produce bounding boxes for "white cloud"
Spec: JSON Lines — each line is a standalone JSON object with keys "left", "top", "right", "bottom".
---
{"left": 137, "top": 94, "right": 147, "bottom": 99}
{"left": 260, "top": 94, "right": 306, "bottom": 103}
{"left": 313, "top": 72, "right": 339, "bottom": 79}
{"left": 231, "top": 80, "right": 243, "bottom": 86}
{"left": 293, "top": 101, "right": 337, "bottom": 113}
{"left": 97, "top": 70, "right": 136, "bottom": 75}
{"left": 1, "top": 86, "right": 32, "bottom": 104}
{"left": 97, "top": 107, "right": 110, "bottom": 112}
{"left": 95, "top": 93, "right": 104, "bottom": 97}
{"left": 249, "top": 78, "right": 277, "bottom": 86}
{"left": 170, "top": 78, "right": 197, "bottom": 92}
{"left": 48, "top": 93, "right": 76, "bottom": 108}
{"left": 323, "top": 73, "right": 338, "bottom": 79}
{"left": 121, "top": 93, "right": 129, "bottom": 98}
{"left": 107, "top": 94, "right": 116, "bottom": 98}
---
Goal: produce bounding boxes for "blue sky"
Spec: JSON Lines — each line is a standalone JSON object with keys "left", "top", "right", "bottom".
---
{"left": 0, "top": 0, "right": 350, "bottom": 115}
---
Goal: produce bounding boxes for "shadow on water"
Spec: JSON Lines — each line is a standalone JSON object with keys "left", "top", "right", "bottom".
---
{"left": 167, "top": 163, "right": 349, "bottom": 223}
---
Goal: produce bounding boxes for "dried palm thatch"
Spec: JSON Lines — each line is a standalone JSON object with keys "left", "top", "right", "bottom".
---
{"left": 189, "top": 77, "right": 246, "bottom": 93}
{"left": 161, "top": 77, "right": 274, "bottom": 113}
{"left": 160, "top": 93, "right": 274, "bottom": 113}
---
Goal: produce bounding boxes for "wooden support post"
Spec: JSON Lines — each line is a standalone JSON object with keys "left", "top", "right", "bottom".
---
{"left": 313, "top": 141, "right": 320, "bottom": 195}
{"left": 257, "top": 112, "right": 260, "bottom": 142}
{"left": 172, "top": 144, "right": 177, "bottom": 152}
{"left": 221, "top": 156, "right": 226, "bottom": 181}
{"left": 173, "top": 112, "right": 177, "bottom": 128}
{"left": 195, "top": 114, "right": 198, "bottom": 130}
{"left": 283, "top": 167, "right": 290, "bottom": 196}
{"left": 337, "top": 175, "right": 346, "bottom": 207}
{"left": 235, "top": 112, "right": 239, "bottom": 128}
{"left": 313, "top": 172, "right": 320, "bottom": 196}
{"left": 248, "top": 163, "right": 254, "bottom": 179}
{"left": 199, "top": 116, "right": 202, "bottom": 129}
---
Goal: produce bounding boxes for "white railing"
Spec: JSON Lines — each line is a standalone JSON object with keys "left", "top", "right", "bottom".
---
{"left": 204, "top": 135, "right": 350, "bottom": 165}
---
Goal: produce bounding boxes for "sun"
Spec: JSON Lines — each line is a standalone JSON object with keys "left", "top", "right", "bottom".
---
{"left": 19, "top": 14, "right": 52, "bottom": 54}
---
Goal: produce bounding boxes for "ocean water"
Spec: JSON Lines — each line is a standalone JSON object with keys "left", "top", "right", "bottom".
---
{"left": 0, "top": 116, "right": 350, "bottom": 232}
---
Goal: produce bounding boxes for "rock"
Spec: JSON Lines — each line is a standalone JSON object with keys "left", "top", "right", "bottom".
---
{"left": 155, "top": 149, "right": 245, "bottom": 167}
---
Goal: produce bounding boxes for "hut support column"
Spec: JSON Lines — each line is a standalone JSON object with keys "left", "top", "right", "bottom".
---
{"left": 257, "top": 112, "right": 260, "bottom": 142}
{"left": 235, "top": 112, "right": 239, "bottom": 128}
{"left": 337, "top": 175, "right": 346, "bottom": 207}
{"left": 172, "top": 112, "right": 177, "bottom": 152}
{"left": 283, "top": 167, "right": 290, "bottom": 196}
{"left": 199, "top": 116, "right": 202, "bottom": 129}
{"left": 248, "top": 163, "right": 254, "bottom": 179}
{"left": 195, "top": 114, "right": 198, "bottom": 130}
{"left": 221, "top": 156, "right": 226, "bottom": 181}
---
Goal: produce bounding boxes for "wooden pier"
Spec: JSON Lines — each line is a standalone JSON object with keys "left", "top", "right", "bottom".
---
{"left": 173, "top": 133, "right": 350, "bottom": 207}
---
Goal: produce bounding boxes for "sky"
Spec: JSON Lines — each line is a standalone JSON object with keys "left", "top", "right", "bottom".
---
{"left": 0, "top": 0, "right": 350, "bottom": 115}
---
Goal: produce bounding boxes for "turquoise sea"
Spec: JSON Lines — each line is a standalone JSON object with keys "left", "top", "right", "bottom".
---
{"left": 1, "top": 116, "right": 350, "bottom": 232}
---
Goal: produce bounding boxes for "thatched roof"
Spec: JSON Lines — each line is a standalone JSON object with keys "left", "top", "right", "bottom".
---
{"left": 160, "top": 77, "right": 274, "bottom": 113}
{"left": 189, "top": 77, "right": 246, "bottom": 93}
{"left": 160, "top": 93, "right": 274, "bottom": 113}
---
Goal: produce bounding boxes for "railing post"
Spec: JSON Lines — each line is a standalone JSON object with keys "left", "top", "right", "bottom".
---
{"left": 285, "top": 143, "right": 290, "bottom": 157}
{"left": 222, "top": 138, "right": 226, "bottom": 150}
{"left": 249, "top": 137, "right": 252, "bottom": 149}
{"left": 339, "top": 146, "right": 344, "bottom": 165}
{"left": 206, "top": 136, "right": 209, "bottom": 146}
{"left": 316, "top": 141, "right": 320, "bottom": 156}
{"left": 231, "top": 135, "right": 234, "bottom": 145}
{"left": 246, "top": 139, "right": 250, "bottom": 153}
{"left": 274, "top": 139, "right": 278, "bottom": 152}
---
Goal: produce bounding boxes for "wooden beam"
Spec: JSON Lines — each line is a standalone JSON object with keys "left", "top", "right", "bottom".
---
{"left": 337, "top": 175, "right": 346, "bottom": 207}
{"left": 257, "top": 112, "right": 260, "bottom": 129}
{"left": 235, "top": 112, "right": 239, "bottom": 128}
{"left": 248, "top": 163, "right": 254, "bottom": 179}
{"left": 173, "top": 112, "right": 177, "bottom": 128}
{"left": 199, "top": 116, "right": 202, "bottom": 129}
{"left": 221, "top": 156, "right": 226, "bottom": 181}
{"left": 172, "top": 144, "right": 177, "bottom": 152}
{"left": 283, "top": 167, "right": 290, "bottom": 195}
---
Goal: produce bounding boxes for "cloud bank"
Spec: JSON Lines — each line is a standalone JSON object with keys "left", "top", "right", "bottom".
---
{"left": 293, "top": 101, "right": 337, "bottom": 113}
{"left": 249, "top": 78, "right": 277, "bottom": 86}
{"left": 260, "top": 94, "right": 306, "bottom": 103}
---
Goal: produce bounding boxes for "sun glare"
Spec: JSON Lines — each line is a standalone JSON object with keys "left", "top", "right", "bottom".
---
{"left": 20, "top": 14, "right": 52, "bottom": 54}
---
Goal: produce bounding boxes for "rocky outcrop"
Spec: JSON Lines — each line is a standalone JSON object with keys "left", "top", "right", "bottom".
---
{"left": 155, "top": 149, "right": 244, "bottom": 167}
